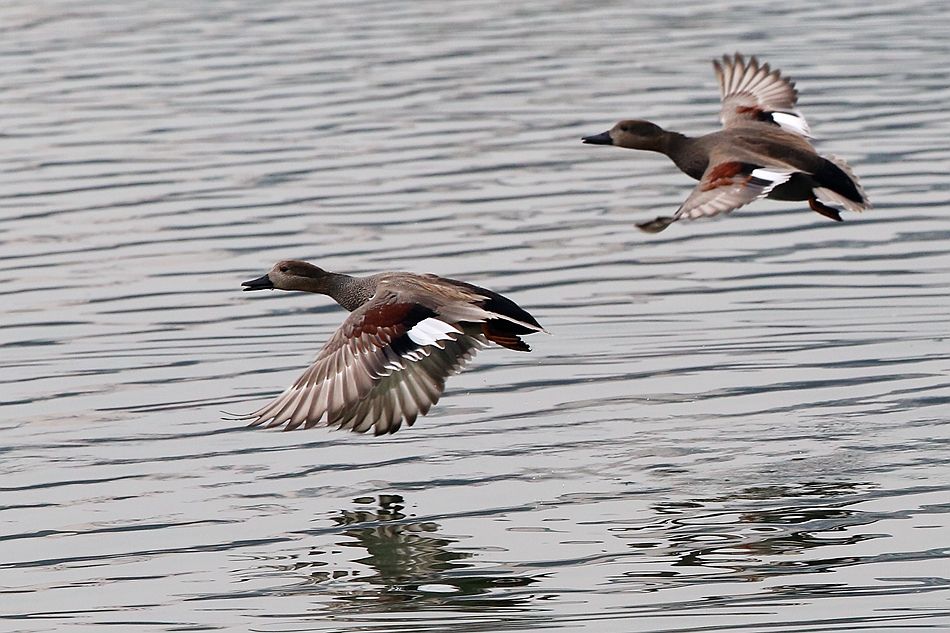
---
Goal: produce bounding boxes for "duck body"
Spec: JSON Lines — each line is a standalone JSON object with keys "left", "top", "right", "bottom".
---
{"left": 237, "top": 260, "right": 544, "bottom": 436}
{"left": 582, "top": 54, "right": 869, "bottom": 233}
{"left": 670, "top": 126, "right": 865, "bottom": 209}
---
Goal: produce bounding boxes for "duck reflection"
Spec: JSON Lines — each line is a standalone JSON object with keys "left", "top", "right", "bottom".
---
{"left": 333, "top": 494, "right": 469, "bottom": 587}
{"left": 620, "top": 481, "right": 881, "bottom": 588}
{"left": 282, "top": 494, "right": 538, "bottom": 609}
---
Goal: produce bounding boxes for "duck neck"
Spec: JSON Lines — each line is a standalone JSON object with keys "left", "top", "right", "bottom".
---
{"left": 663, "top": 132, "right": 706, "bottom": 180}
{"left": 322, "top": 273, "right": 378, "bottom": 312}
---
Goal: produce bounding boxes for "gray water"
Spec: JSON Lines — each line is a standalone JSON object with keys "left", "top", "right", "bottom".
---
{"left": 3, "top": 1, "right": 950, "bottom": 631}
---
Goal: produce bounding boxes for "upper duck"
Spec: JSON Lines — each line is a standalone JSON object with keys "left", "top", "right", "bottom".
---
{"left": 237, "top": 260, "right": 545, "bottom": 436}
{"left": 582, "top": 54, "right": 869, "bottom": 233}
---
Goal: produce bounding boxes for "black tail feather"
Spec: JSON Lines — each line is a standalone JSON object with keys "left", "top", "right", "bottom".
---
{"left": 814, "top": 158, "right": 864, "bottom": 204}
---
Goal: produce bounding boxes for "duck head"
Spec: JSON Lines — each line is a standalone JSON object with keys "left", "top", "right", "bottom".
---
{"left": 242, "top": 260, "right": 333, "bottom": 293}
{"left": 582, "top": 120, "right": 667, "bottom": 151}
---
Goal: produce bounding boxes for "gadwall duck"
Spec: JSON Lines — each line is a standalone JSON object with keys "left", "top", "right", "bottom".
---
{"left": 236, "top": 260, "right": 545, "bottom": 435}
{"left": 582, "top": 53, "right": 869, "bottom": 233}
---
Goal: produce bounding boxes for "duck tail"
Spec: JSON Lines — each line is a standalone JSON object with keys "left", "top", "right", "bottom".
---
{"left": 814, "top": 155, "right": 870, "bottom": 211}
{"left": 481, "top": 322, "right": 532, "bottom": 352}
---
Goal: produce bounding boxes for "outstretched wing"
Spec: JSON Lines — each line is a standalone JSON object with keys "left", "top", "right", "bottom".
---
{"left": 636, "top": 160, "right": 793, "bottom": 233}
{"left": 715, "top": 53, "right": 811, "bottom": 137}
{"left": 329, "top": 334, "right": 486, "bottom": 435}
{"left": 237, "top": 294, "right": 486, "bottom": 434}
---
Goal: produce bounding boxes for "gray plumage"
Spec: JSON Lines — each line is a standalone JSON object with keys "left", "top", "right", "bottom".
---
{"left": 582, "top": 53, "right": 870, "bottom": 233}
{"left": 235, "top": 260, "right": 545, "bottom": 436}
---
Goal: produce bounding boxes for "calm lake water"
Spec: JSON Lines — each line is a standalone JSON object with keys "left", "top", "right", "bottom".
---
{"left": 3, "top": 0, "right": 950, "bottom": 631}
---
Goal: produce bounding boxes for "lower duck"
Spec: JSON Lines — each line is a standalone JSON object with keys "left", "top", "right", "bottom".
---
{"left": 235, "top": 260, "right": 546, "bottom": 435}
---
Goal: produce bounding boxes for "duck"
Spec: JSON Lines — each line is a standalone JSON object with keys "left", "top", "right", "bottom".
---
{"left": 582, "top": 53, "right": 869, "bottom": 233}
{"left": 235, "top": 260, "right": 546, "bottom": 435}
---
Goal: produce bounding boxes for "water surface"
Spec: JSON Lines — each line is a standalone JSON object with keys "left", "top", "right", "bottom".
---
{"left": 2, "top": 1, "right": 950, "bottom": 631}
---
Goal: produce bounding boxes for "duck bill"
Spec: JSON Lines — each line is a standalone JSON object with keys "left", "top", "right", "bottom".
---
{"left": 242, "top": 274, "right": 274, "bottom": 291}
{"left": 581, "top": 131, "right": 614, "bottom": 145}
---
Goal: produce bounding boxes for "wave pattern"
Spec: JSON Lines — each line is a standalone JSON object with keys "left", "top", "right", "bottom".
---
{"left": 1, "top": 0, "right": 950, "bottom": 631}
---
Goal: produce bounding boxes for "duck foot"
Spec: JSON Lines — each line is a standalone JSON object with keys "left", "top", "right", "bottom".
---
{"left": 809, "top": 198, "right": 843, "bottom": 222}
{"left": 636, "top": 216, "right": 677, "bottom": 233}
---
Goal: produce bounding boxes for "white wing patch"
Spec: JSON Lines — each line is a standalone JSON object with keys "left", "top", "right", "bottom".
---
{"left": 669, "top": 166, "right": 796, "bottom": 224}
{"left": 748, "top": 168, "right": 794, "bottom": 195}
{"left": 407, "top": 317, "right": 460, "bottom": 347}
{"left": 769, "top": 111, "right": 811, "bottom": 137}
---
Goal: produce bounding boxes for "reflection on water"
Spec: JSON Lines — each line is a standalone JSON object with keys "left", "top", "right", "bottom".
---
{"left": 332, "top": 495, "right": 473, "bottom": 589}
{"left": 2, "top": 0, "right": 950, "bottom": 631}
{"left": 220, "top": 483, "right": 950, "bottom": 629}
{"left": 619, "top": 482, "right": 884, "bottom": 588}
{"left": 238, "top": 495, "right": 539, "bottom": 612}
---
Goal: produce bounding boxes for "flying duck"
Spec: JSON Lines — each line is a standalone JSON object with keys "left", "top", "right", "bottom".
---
{"left": 582, "top": 53, "right": 869, "bottom": 232}
{"left": 236, "top": 260, "right": 545, "bottom": 435}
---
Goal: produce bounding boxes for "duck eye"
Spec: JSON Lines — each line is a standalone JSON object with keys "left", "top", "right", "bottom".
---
{"left": 619, "top": 125, "right": 629, "bottom": 132}
{"left": 279, "top": 266, "right": 289, "bottom": 273}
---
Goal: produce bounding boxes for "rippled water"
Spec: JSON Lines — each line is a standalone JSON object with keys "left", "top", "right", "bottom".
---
{"left": 3, "top": 0, "right": 950, "bottom": 631}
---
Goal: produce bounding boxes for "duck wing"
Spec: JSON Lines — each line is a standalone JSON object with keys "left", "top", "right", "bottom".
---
{"left": 715, "top": 53, "right": 811, "bottom": 137}
{"left": 329, "top": 334, "right": 486, "bottom": 435}
{"left": 423, "top": 276, "right": 547, "bottom": 351}
{"left": 636, "top": 159, "right": 793, "bottom": 233}
{"left": 237, "top": 291, "right": 487, "bottom": 434}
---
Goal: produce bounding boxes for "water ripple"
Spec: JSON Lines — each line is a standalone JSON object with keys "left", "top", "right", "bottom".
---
{"left": 2, "top": 0, "right": 950, "bottom": 631}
